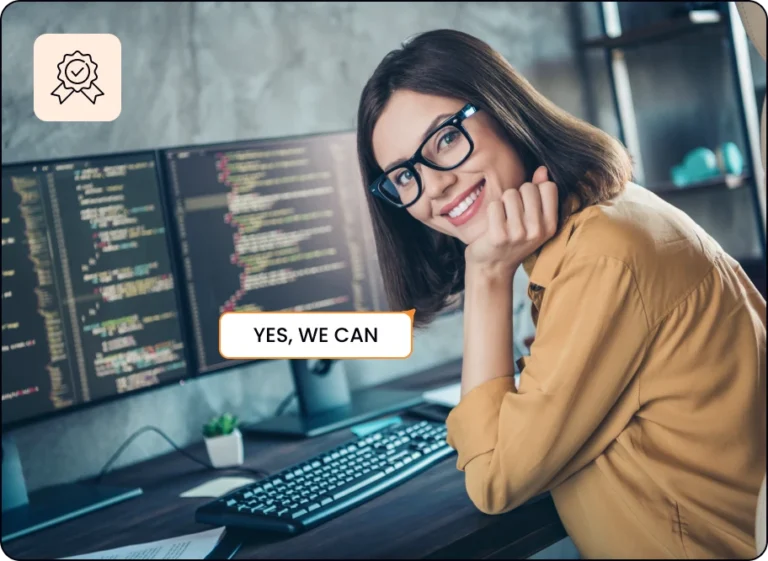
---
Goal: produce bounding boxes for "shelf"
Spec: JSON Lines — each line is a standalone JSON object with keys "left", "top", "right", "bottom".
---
{"left": 649, "top": 174, "right": 751, "bottom": 196}
{"left": 581, "top": 13, "right": 727, "bottom": 50}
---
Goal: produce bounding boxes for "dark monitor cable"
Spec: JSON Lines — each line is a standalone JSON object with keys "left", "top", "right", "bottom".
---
{"left": 96, "top": 361, "right": 336, "bottom": 483}
{"left": 95, "top": 426, "right": 270, "bottom": 483}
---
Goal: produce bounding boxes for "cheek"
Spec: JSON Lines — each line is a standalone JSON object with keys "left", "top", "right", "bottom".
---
{"left": 406, "top": 199, "right": 433, "bottom": 223}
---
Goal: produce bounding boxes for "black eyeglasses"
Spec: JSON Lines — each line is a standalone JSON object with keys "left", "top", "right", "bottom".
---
{"left": 369, "top": 103, "right": 480, "bottom": 208}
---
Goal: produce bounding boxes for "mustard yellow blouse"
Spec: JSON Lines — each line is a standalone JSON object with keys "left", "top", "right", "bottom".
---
{"left": 446, "top": 183, "right": 766, "bottom": 558}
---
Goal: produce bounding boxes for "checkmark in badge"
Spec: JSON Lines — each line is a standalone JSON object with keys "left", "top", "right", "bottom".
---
{"left": 34, "top": 34, "right": 121, "bottom": 122}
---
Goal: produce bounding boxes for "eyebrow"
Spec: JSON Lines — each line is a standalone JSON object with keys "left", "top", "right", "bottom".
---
{"left": 383, "top": 112, "right": 453, "bottom": 170}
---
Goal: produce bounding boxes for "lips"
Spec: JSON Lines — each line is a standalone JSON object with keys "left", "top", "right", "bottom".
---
{"left": 440, "top": 179, "right": 486, "bottom": 227}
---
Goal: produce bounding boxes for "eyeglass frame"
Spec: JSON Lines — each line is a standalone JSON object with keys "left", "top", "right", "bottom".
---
{"left": 369, "top": 103, "right": 480, "bottom": 209}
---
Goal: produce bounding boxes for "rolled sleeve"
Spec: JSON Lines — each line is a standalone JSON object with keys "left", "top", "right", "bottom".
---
{"left": 445, "top": 376, "right": 517, "bottom": 470}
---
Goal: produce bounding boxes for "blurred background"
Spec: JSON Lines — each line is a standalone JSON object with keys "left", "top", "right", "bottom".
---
{"left": 1, "top": 0, "right": 765, "bottom": 538}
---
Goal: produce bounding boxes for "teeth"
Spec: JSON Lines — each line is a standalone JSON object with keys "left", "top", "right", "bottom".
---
{"left": 448, "top": 184, "right": 484, "bottom": 218}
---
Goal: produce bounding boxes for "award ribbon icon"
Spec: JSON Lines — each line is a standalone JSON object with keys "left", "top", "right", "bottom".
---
{"left": 51, "top": 50, "right": 104, "bottom": 104}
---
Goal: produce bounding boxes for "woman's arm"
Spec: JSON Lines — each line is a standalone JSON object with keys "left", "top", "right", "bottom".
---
{"left": 461, "top": 266, "right": 516, "bottom": 397}
{"left": 446, "top": 253, "right": 651, "bottom": 514}
{"left": 460, "top": 165, "right": 558, "bottom": 395}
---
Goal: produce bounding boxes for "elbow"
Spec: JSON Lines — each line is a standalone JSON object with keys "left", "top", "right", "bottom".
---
{"left": 465, "top": 470, "right": 527, "bottom": 515}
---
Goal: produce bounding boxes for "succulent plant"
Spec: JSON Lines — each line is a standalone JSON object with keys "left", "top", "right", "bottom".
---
{"left": 203, "top": 412, "right": 239, "bottom": 438}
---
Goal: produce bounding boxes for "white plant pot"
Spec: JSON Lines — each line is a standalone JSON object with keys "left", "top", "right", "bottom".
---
{"left": 204, "top": 428, "right": 244, "bottom": 468}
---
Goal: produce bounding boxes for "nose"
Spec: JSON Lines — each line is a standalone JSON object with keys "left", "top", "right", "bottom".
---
{"left": 419, "top": 164, "right": 456, "bottom": 201}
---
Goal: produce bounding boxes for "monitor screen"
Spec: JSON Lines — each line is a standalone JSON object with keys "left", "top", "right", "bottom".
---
{"left": 1, "top": 152, "right": 190, "bottom": 428}
{"left": 162, "top": 131, "right": 387, "bottom": 374}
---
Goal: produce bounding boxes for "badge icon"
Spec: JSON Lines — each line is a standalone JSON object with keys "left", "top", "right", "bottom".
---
{"left": 34, "top": 34, "right": 121, "bottom": 122}
{"left": 52, "top": 51, "right": 104, "bottom": 104}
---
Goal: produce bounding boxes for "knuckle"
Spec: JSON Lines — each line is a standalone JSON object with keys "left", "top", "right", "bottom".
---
{"left": 546, "top": 221, "right": 557, "bottom": 237}
{"left": 502, "top": 188, "right": 518, "bottom": 202}
{"left": 509, "top": 227, "right": 525, "bottom": 243}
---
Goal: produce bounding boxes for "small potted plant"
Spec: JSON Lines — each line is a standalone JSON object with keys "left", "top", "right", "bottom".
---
{"left": 203, "top": 413, "right": 244, "bottom": 468}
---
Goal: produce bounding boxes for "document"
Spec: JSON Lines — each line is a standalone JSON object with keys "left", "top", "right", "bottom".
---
{"left": 423, "top": 382, "right": 462, "bottom": 408}
{"left": 423, "top": 375, "right": 520, "bottom": 408}
{"left": 61, "top": 527, "right": 225, "bottom": 560}
{"left": 180, "top": 476, "right": 255, "bottom": 498}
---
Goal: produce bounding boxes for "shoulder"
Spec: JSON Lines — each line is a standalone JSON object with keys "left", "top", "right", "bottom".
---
{"left": 560, "top": 183, "right": 719, "bottom": 316}
{"left": 567, "top": 183, "right": 716, "bottom": 267}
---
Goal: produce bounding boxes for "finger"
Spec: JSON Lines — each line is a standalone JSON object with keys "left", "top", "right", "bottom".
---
{"left": 531, "top": 165, "right": 548, "bottom": 185}
{"left": 502, "top": 188, "right": 525, "bottom": 242}
{"left": 518, "top": 182, "right": 543, "bottom": 239}
{"left": 486, "top": 200, "right": 507, "bottom": 246}
{"left": 538, "top": 181, "right": 559, "bottom": 237}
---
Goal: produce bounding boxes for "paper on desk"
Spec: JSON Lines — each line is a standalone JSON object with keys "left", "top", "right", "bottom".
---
{"left": 423, "top": 376, "right": 520, "bottom": 408}
{"left": 423, "top": 382, "right": 462, "bottom": 408}
{"left": 179, "top": 476, "right": 255, "bottom": 498}
{"left": 60, "top": 527, "right": 225, "bottom": 560}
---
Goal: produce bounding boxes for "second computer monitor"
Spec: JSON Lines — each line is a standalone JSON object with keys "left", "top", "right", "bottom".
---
{"left": 162, "top": 131, "right": 386, "bottom": 374}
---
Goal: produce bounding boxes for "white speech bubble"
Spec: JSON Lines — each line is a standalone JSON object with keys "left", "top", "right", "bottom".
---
{"left": 219, "top": 311, "right": 415, "bottom": 359}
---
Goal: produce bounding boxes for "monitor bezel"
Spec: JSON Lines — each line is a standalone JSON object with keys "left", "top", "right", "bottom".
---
{"left": 1, "top": 149, "right": 198, "bottom": 432}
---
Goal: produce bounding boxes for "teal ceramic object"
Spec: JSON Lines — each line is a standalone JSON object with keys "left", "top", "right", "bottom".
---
{"left": 683, "top": 147, "right": 720, "bottom": 183}
{"left": 716, "top": 142, "right": 744, "bottom": 175}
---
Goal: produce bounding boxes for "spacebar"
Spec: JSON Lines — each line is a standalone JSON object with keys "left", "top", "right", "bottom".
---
{"left": 332, "top": 471, "right": 386, "bottom": 500}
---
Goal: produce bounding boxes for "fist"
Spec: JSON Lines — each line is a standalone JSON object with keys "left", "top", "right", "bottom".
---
{"left": 465, "top": 165, "right": 559, "bottom": 280}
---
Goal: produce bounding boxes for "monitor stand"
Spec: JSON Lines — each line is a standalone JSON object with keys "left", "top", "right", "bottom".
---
{"left": 1, "top": 434, "right": 143, "bottom": 542}
{"left": 240, "top": 359, "right": 424, "bottom": 438}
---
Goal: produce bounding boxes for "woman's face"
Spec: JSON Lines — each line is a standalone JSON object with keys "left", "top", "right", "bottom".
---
{"left": 372, "top": 90, "right": 528, "bottom": 245}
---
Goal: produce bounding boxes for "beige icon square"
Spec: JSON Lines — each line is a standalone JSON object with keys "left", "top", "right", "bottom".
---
{"left": 34, "top": 33, "right": 121, "bottom": 122}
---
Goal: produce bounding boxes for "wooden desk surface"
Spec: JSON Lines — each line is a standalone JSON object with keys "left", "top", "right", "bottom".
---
{"left": 3, "top": 359, "right": 566, "bottom": 559}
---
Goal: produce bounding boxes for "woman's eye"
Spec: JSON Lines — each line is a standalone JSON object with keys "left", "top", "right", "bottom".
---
{"left": 395, "top": 170, "right": 413, "bottom": 187}
{"left": 438, "top": 130, "right": 458, "bottom": 150}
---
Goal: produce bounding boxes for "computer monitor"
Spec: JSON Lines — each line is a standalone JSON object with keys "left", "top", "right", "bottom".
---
{"left": 1, "top": 151, "right": 191, "bottom": 540}
{"left": 161, "top": 131, "right": 424, "bottom": 438}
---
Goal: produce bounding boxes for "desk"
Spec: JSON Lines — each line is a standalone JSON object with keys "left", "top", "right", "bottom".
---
{"left": 3, "top": 359, "right": 567, "bottom": 559}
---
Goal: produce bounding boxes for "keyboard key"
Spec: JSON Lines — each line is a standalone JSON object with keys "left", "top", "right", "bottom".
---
{"left": 307, "top": 503, "right": 320, "bottom": 511}
{"left": 321, "top": 497, "right": 333, "bottom": 506}
{"left": 332, "top": 471, "right": 386, "bottom": 500}
{"left": 291, "top": 509, "right": 308, "bottom": 519}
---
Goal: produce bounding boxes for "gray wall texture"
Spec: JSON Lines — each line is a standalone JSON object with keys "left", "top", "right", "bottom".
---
{"left": 2, "top": 1, "right": 588, "bottom": 492}
{"left": 2, "top": 1, "right": 764, "bottom": 494}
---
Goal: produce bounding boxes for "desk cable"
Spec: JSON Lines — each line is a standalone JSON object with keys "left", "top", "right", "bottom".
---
{"left": 95, "top": 426, "right": 271, "bottom": 483}
{"left": 95, "top": 386, "right": 328, "bottom": 483}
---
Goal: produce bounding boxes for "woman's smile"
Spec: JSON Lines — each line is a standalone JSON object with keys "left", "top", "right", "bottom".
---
{"left": 439, "top": 179, "right": 486, "bottom": 227}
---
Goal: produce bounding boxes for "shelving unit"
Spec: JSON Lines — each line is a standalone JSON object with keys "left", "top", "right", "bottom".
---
{"left": 581, "top": 13, "right": 727, "bottom": 50}
{"left": 648, "top": 172, "right": 750, "bottom": 196}
{"left": 581, "top": 2, "right": 766, "bottom": 262}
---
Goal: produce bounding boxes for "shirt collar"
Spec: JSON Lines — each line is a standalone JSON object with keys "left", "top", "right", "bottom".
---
{"left": 522, "top": 196, "right": 581, "bottom": 289}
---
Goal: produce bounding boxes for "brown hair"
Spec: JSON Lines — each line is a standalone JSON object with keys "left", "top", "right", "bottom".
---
{"left": 356, "top": 29, "right": 632, "bottom": 328}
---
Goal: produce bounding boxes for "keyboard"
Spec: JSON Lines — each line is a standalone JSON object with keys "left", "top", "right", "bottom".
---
{"left": 195, "top": 420, "right": 454, "bottom": 534}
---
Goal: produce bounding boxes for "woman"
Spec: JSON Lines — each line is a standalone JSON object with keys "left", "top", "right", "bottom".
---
{"left": 356, "top": 29, "right": 766, "bottom": 559}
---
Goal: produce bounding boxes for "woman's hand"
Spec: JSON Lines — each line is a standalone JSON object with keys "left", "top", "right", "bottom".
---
{"left": 465, "top": 165, "right": 559, "bottom": 281}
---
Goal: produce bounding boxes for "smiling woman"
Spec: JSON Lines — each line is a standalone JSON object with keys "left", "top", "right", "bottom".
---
{"left": 355, "top": 29, "right": 766, "bottom": 559}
